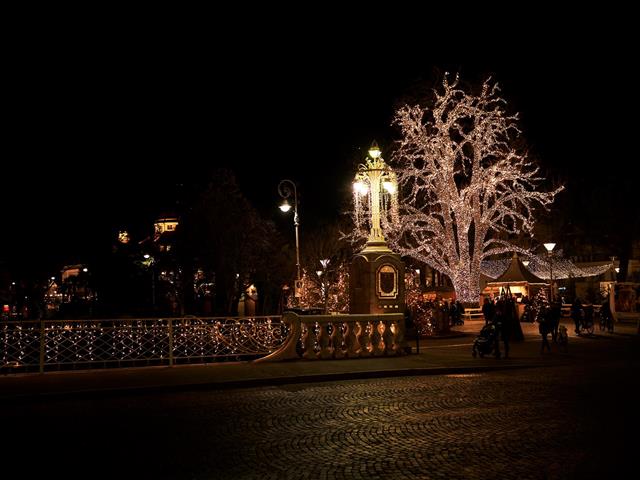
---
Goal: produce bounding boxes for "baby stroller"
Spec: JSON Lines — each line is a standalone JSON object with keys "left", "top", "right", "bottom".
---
{"left": 472, "top": 323, "right": 499, "bottom": 358}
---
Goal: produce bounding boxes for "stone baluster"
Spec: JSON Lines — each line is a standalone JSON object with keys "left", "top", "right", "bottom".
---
{"left": 302, "top": 322, "right": 317, "bottom": 360}
{"left": 370, "top": 320, "right": 384, "bottom": 356}
{"left": 317, "top": 321, "right": 333, "bottom": 359}
{"left": 382, "top": 318, "right": 395, "bottom": 355}
{"left": 357, "top": 321, "right": 372, "bottom": 357}
{"left": 344, "top": 320, "right": 361, "bottom": 358}
{"left": 331, "top": 321, "right": 345, "bottom": 359}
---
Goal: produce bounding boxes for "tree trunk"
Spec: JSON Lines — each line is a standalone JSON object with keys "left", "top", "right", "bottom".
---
{"left": 451, "top": 269, "right": 481, "bottom": 306}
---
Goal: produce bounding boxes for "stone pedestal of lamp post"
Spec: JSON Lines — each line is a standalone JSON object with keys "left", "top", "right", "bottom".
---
{"left": 350, "top": 245, "right": 405, "bottom": 315}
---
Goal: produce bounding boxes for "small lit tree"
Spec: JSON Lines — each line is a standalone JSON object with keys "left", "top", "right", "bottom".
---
{"left": 531, "top": 288, "right": 549, "bottom": 323}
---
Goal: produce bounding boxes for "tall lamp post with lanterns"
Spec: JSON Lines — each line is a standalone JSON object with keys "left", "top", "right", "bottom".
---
{"left": 350, "top": 141, "right": 405, "bottom": 314}
{"left": 544, "top": 243, "right": 556, "bottom": 302}
{"left": 278, "top": 179, "right": 302, "bottom": 299}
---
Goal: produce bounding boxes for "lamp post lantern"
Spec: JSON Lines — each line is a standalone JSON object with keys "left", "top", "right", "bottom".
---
{"left": 278, "top": 179, "right": 302, "bottom": 297}
{"left": 544, "top": 243, "right": 556, "bottom": 302}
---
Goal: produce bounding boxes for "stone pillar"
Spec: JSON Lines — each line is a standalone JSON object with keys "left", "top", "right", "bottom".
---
{"left": 350, "top": 247, "right": 405, "bottom": 315}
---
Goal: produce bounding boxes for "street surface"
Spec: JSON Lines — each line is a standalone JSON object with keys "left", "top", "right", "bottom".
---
{"left": 2, "top": 330, "right": 638, "bottom": 479}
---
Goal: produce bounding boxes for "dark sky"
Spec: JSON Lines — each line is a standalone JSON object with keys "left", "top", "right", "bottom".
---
{"left": 3, "top": 30, "right": 637, "bottom": 278}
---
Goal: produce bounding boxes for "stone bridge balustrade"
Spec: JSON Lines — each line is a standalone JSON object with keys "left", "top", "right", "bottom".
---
{"left": 254, "top": 312, "right": 406, "bottom": 363}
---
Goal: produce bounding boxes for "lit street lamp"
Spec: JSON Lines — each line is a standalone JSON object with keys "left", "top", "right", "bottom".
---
{"left": 544, "top": 243, "right": 556, "bottom": 302}
{"left": 278, "top": 179, "right": 301, "bottom": 298}
{"left": 353, "top": 141, "right": 398, "bottom": 252}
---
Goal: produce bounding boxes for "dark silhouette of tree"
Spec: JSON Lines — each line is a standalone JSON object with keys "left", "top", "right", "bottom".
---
{"left": 178, "top": 169, "right": 285, "bottom": 316}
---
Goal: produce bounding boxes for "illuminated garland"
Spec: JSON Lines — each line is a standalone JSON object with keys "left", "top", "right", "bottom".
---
{"left": 481, "top": 256, "right": 613, "bottom": 280}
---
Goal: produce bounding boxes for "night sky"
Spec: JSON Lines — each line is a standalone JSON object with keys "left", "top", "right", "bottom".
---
{"left": 3, "top": 30, "right": 637, "bottom": 279}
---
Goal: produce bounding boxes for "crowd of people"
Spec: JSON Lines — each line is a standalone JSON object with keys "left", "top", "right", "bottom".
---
{"left": 477, "top": 292, "right": 615, "bottom": 357}
{"left": 408, "top": 291, "right": 617, "bottom": 356}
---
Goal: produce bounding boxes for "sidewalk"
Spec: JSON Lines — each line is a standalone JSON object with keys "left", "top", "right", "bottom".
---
{"left": 1, "top": 319, "right": 636, "bottom": 402}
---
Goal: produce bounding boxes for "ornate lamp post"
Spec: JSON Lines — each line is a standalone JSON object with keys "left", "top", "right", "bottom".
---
{"left": 278, "top": 179, "right": 302, "bottom": 298}
{"left": 353, "top": 141, "right": 398, "bottom": 252}
{"left": 350, "top": 141, "right": 405, "bottom": 314}
{"left": 544, "top": 243, "right": 556, "bottom": 302}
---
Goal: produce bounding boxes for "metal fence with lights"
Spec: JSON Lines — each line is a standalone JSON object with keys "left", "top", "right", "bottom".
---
{"left": 1, "top": 316, "right": 287, "bottom": 373}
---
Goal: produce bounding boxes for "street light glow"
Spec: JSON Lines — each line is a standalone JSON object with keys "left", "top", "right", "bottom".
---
{"left": 543, "top": 243, "right": 556, "bottom": 302}
{"left": 279, "top": 199, "right": 292, "bottom": 212}
{"left": 368, "top": 141, "right": 382, "bottom": 159}
{"left": 383, "top": 181, "right": 397, "bottom": 194}
{"left": 353, "top": 181, "right": 369, "bottom": 195}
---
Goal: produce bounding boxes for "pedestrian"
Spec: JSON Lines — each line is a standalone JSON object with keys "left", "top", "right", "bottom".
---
{"left": 571, "top": 297, "right": 583, "bottom": 335}
{"left": 539, "top": 306, "right": 552, "bottom": 353}
{"left": 482, "top": 297, "right": 495, "bottom": 325}
{"left": 506, "top": 297, "right": 524, "bottom": 342}
{"left": 601, "top": 300, "right": 614, "bottom": 333}
{"left": 492, "top": 301, "right": 505, "bottom": 359}
{"left": 455, "top": 300, "right": 465, "bottom": 325}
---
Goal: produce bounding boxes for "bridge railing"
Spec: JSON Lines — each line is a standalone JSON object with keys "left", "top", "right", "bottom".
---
{"left": 1, "top": 316, "right": 286, "bottom": 373}
{"left": 255, "top": 312, "right": 407, "bottom": 362}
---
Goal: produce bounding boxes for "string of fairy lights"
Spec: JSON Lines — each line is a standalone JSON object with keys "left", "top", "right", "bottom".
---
{"left": 1, "top": 317, "right": 287, "bottom": 369}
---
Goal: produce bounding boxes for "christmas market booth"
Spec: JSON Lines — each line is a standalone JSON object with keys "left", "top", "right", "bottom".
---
{"left": 483, "top": 253, "right": 548, "bottom": 304}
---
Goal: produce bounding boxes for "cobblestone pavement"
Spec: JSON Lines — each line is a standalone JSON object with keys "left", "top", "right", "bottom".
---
{"left": 4, "top": 339, "right": 638, "bottom": 480}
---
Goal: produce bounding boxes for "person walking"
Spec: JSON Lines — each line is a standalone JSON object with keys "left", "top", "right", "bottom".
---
{"left": 482, "top": 297, "right": 495, "bottom": 325}
{"left": 492, "top": 300, "right": 506, "bottom": 359}
{"left": 601, "top": 300, "right": 614, "bottom": 333}
{"left": 491, "top": 298, "right": 512, "bottom": 358}
{"left": 571, "top": 297, "right": 583, "bottom": 335}
{"left": 539, "top": 306, "right": 552, "bottom": 353}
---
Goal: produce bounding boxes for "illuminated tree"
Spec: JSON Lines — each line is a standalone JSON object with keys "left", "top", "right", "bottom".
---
{"left": 389, "top": 74, "right": 563, "bottom": 304}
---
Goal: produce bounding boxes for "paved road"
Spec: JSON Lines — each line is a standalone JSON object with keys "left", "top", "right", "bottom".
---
{"left": 3, "top": 335, "right": 638, "bottom": 479}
